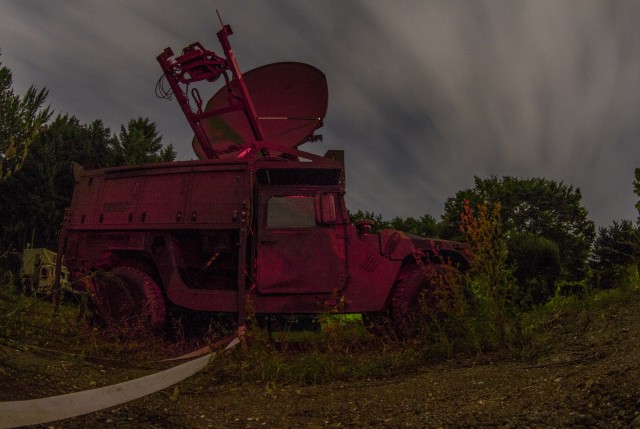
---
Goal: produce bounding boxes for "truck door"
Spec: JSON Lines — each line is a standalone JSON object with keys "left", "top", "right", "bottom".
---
{"left": 256, "top": 192, "right": 346, "bottom": 294}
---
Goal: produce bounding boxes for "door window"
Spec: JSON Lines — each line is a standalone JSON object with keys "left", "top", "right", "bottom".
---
{"left": 267, "top": 196, "right": 316, "bottom": 228}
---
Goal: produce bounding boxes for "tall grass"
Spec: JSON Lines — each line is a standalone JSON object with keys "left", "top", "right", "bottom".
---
{"left": 404, "top": 200, "right": 528, "bottom": 360}
{"left": 2, "top": 240, "right": 638, "bottom": 387}
{"left": 460, "top": 200, "right": 522, "bottom": 348}
{"left": 0, "top": 285, "right": 85, "bottom": 354}
{"left": 207, "top": 317, "right": 422, "bottom": 385}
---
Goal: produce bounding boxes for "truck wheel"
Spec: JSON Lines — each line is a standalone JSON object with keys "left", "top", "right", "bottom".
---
{"left": 390, "top": 265, "right": 451, "bottom": 339}
{"left": 92, "top": 267, "right": 166, "bottom": 330}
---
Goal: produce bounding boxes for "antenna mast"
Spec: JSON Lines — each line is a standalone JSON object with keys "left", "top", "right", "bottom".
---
{"left": 156, "top": 15, "right": 265, "bottom": 158}
{"left": 157, "top": 15, "right": 328, "bottom": 161}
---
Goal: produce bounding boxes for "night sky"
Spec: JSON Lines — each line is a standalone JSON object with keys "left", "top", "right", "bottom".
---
{"left": 2, "top": 0, "right": 640, "bottom": 228}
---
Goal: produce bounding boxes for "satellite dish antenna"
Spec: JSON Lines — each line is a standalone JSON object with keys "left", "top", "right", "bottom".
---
{"left": 157, "top": 18, "right": 330, "bottom": 161}
{"left": 192, "top": 62, "right": 328, "bottom": 159}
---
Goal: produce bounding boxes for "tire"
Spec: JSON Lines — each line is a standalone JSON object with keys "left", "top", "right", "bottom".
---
{"left": 91, "top": 266, "right": 166, "bottom": 330}
{"left": 390, "top": 264, "right": 455, "bottom": 339}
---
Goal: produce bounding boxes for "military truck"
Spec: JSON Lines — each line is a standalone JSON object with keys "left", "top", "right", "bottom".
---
{"left": 21, "top": 247, "right": 70, "bottom": 295}
{"left": 57, "top": 20, "right": 471, "bottom": 336}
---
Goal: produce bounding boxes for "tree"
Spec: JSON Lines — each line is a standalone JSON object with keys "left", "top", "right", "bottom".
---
{"left": 441, "top": 176, "right": 595, "bottom": 281}
{"left": 590, "top": 220, "right": 640, "bottom": 289}
{"left": 348, "top": 210, "right": 441, "bottom": 237}
{"left": 390, "top": 214, "right": 441, "bottom": 237}
{"left": 0, "top": 115, "right": 116, "bottom": 250}
{"left": 634, "top": 168, "right": 640, "bottom": 223}
{"left": 0, "top": 53, "right": 52, "bottom": 181}
{"left": 507, "top": 232, "right": 561, "bottom": 307}
{"left": 111, "top": 117, "right": 176, "bottom": 165}
{"left": 0, "top": 113, "right": 176, "bottom": 250}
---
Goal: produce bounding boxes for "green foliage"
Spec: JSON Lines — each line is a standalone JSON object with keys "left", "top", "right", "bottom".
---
{"left": 634, "top": 168, "right": 640, "bottom": 223}
{"left": 590, "top": 220, "right": 640, "bottom": 289}
{"left": 0, "top": 285, "right": 167, "bottom": 364}
{"left": 348, "top": 210, "right": 441, "bottom": 237}
{"left": 0, "top": 54, "right": 52, "bottom": 181}
{"left": 555, "top": 280, "right": 588, "bottom": 297}
{"left": 0, "top": 115, "right": 117, "bottom": 249}
{"left": 413, "top": 265, "right": 476, "bottom": 359}
{"left": 111, "top": 117, "right": 176, "bottom": 165}
{"left": 210, "top": 317, "right": 418, "bottom": 385}
{"left": 0, "top": 114, "right": 175, "bottom": 250}
{"left": 508, "top": 232, "right": 561, "bottom": 307}
{"left": 0, "top": 286, "right": 83, "bottom": 351}
{"left": 441, "top": 176, "right": 595, "bottom": 281}
{"left": 390, "top": 214, "right": 440, "bottom": 237}
{"left": 459, "top": 200, "right": 520, "bottom": 348}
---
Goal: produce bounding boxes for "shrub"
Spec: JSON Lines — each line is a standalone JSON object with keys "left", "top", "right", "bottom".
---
{"left": 459, "top": 200, "right": 522, "bottom": 349}
{"left": 556, "top": 280, "right": 588, "bottom": 297}
{"left": 590, "top": 220, "right": 640, "bottom": 290}
{"left": 508, "top": 232, "right": 561, "bottom": 307}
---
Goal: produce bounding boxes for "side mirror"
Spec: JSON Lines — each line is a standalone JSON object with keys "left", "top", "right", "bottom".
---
{"left": 355, "top": 219, "right": 375, "bottom": 234}
{"left": 318, "top": 194, "right": 336, "bottom": 224}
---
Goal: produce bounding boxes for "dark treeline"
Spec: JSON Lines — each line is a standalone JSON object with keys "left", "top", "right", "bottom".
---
{"left": 0, "top": 115, "right": 176, "bottom": 251}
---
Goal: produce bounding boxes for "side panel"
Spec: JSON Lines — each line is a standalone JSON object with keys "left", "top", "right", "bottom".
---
{"left": 67, "top": 174, "right": 104, "bottom": 227}
{"left": 67, "top": 162, "right": 250, "bottom": 230}
{"left": 341, "top": 226, "right": 401, "bottom": 312}
{"left": 185, "top": 170, "right": 248, "bottom": 226}
{"left": 152, "top": 232, "right": 239, "bottom": 312}
{"left": 139, "top": 173, "right": 189, "bottom": 224}
{"left": 100, "top": 176, "right": 142, "bottom": 225}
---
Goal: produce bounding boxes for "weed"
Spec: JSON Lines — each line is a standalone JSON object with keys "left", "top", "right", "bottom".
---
{"left": 461, "top": 201, "right": 516, "bottom": 344}
{"left": 3, "top": 261, "right": 639, "bottom": 389}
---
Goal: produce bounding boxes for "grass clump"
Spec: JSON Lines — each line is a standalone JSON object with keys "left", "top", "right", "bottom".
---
{"left": 208, "top": 318, "right": 421, "bottom": 386}
{"left": 2, "top": 231, "right": 639, "bottom": 389}
{"left": 0, "top": 286, "right": 82, "bottom": 347}
{"left": 0, "top": 285, "right": 169, "bottom": 363}
{"left": 407, "top": 200, "right": 528, "bottom": 361}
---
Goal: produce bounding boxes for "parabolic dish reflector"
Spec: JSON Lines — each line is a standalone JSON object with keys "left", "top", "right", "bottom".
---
{"left": 192, "top": 62, "right": 328, "bottom": 159}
